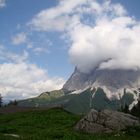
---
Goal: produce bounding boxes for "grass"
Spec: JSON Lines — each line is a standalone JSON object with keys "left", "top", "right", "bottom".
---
{"left": 0, "top": 108, "right": 140, "bottom": 140}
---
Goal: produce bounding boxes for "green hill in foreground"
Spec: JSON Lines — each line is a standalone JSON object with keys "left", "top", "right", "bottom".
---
{"left": 0, "top": 108, "right": 140, "bottom": 140}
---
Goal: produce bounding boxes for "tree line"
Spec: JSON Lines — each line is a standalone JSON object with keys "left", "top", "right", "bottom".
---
{"left": 120, "top": 101, "right": 140, "bottom": 118}
{"left": 0, "top": 94, "right": 18, "bottom": 107}
{"left": 0, "top": 94, "right": 2, "bottom": 107}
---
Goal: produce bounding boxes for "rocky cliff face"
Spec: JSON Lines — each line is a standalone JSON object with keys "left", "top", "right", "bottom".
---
{"left": 19, "top": 68, "right": 140, "bottom": 113}
{"left": 63, "top": 68, "right": 140, "bottom": 92}
{"left": 63, "top": 68, "right": 90, "bottom": 92}
{"left": 63, "top": 68, "right": 140, "bottom": 108}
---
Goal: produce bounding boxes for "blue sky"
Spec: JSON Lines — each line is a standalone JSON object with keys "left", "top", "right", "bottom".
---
{"left": 0, "top": 0, "right": 140, "bottom": 100}
{"left": 0, "top": 0, "right": 140, "bottom": 78}
{"left": 0, "top": 0, "right": 73, "bottom": 79}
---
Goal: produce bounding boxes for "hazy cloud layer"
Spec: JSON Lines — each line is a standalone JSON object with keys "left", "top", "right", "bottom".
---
{"left": 0, "top": 45, "right": 65, "bottom": 100}
{"left": 0, "top": 62, "right": 65, "bottom": 100}
{"left": 11, "top": 32, "right": 27, "bottom": 45}
{"left": 30, "top": 0, "right": 140, "bottom": 73}
{"left": 0, "top": 45, "right": 28, "bottom": 63}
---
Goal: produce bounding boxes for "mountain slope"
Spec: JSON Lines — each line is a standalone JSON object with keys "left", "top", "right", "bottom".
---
{"left": 63, "top": 68, "right": 140, "bottom": 92}
{"left": 18, "top": 87, "right": 135, "bottom": 114}
{"left": 19, "top": 68, "right": 140, "bottom": 114}
{"left": 63, "top": 68, "right": 140, "bottom": 101}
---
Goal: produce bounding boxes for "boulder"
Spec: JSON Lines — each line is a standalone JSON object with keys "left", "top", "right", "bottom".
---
{"left": 75, "top": 109, "right": 140, "bottom": 133}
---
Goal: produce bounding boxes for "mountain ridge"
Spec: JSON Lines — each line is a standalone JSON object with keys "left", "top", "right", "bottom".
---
{"left": 63, "top": 68, "right": 140, "bottom": 110}
{"left": 63, "top": 68, "right": 140, "bottom": 91}
{"left": 18, "top": 68, "right": 140, "bottom": 114}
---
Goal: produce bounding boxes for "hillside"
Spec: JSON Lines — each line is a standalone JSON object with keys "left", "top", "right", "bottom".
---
{"left": 18, "top": 68, "right": 140, "bottom": 114}
{"left": 38, "top": 90, "right": 64, "bottom": 99}
{"left": 18, "top": 88, "right": 134, "bottom": 114}
{"left": 0, "top": 108, "right": 140, "bottom": 140}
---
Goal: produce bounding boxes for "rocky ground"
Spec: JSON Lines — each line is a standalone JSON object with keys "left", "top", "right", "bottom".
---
{"left": 75, "top": 109, "right": 140, "bottom": 133}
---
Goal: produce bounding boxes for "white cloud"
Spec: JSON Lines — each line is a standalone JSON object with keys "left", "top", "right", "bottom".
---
{"left": 29, "top": 0, "right": 88, "bottom": 31}
{"left": 113, "top": 3, "right": 127, "bottom": 16}
{"left": 12, "top": 33, "right": 27, "bottom": 45}
{"left": 0, "top": 44, "right": 65, "bottom": 100}
{"left": 29, "top": 0, "right": 127, "bottom": 32}
{"left": 29, "top": 0, "right": 140, "bottom": 73}
{"left": 0, "top": 0, "right": 6, "bottom": 8}
{"left": 7, "top": 50, "right": 29, "bottom": 63}
{"left": 33, "top": 47, "right": 49, "bottom": 55}
{"left": 0, "top": 62, "right": 65, "bottom": 101}
{"left": 69, "top": 7, "right": 140, "bottom": 73}
{"left": 27, "top": 43, "right": 33, "bottom": 49}
{"left": 0, "top": 45, "right": 28, "bottom": 63}
{"left": 68, "top": 15, "right": 139, "bottom": 72}
{"left": 26, "top": 37, "right": 52, "bottom": 55}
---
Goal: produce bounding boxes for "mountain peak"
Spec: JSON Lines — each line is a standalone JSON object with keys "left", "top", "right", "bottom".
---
{"left": 63, "top": 68, "right": 140, "bottom": 93}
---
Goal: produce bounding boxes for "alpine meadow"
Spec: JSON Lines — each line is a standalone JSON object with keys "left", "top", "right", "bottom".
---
{"left": 0, "top": 0, "right": 140, "bottom": 140}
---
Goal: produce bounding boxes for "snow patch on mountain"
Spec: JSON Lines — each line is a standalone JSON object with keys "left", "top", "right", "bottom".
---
{"left": 129, "top": 88, "right": 140, "bottom": 110}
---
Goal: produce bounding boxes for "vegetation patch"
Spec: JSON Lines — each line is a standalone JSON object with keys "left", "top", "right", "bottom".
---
{"left": 0, "top": 108, "right": 140, "bottom": 140}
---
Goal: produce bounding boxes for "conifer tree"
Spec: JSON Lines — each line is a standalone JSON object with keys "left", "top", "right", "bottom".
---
{"left": 0, "top": 94, "right": 3, "bottom": 107}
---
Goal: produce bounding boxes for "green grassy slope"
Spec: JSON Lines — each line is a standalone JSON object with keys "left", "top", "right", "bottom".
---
{"left": 18, "top": 89, "right": 64, "bottom": 107}
{"left": 18, "top": 89, "right": 92, "bottom": 114}
{"left": 38, "top": 90, "right": 64, "bottom": 99}
{"left": 0, "top": 108, "right": 140, "bottom": 140}
{"left": 18, "top": 88, "right": 134, "bottom": 114}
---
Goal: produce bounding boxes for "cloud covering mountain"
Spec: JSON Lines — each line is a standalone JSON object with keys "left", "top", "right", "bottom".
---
{"left": 30, "top": 0, "right": 140, "bottom": 73}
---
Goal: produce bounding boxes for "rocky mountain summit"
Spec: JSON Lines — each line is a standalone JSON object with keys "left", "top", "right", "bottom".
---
{"left": 63, "top": 68, "right": 140, "bottom": 107}
{"left": 63, "top": 68, "right": 140, "bottom": 92}
{"left": 75, "top": 109, "right": 140, "bottom": 133}
{"left": 19, "top": 68, "right": 140, "bottom": 114}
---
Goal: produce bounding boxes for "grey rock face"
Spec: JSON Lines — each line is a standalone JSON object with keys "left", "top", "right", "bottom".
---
{"left": 63, "top": 68, "right": 140, "bottom": 92}
{"left": 63, "top": 68, "right": 90, "bottom": 91}
{"left": 75, "top": 109, "right": 140, "bottom": 133}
